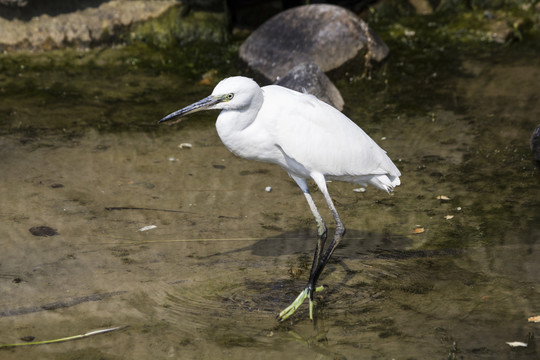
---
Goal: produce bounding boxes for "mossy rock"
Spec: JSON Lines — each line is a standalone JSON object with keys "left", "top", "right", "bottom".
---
{"left": 130, "top": 5, "right": 230, "bottom": 48}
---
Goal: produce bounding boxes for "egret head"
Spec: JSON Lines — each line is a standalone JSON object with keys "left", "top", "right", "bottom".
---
{"left": 158, "top": 76, "right": 261, "bottom": 124}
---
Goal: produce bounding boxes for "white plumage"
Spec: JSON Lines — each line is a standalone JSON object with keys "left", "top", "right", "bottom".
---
{"left": 211, "top": 77, "right": 400, "bottom": 191}
{"left": 159, "top": 76, "right": 401, "bottom": 321}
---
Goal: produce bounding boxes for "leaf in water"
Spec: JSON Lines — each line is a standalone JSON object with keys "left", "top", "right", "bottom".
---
{"left": 506, "top": 341, "right": 527, "bottom": 347}
{"left": 138, "top": 225, "right": 157, "bottom": 232}
{"left": 412, "top": 227, "right": 424, "bottom": 234}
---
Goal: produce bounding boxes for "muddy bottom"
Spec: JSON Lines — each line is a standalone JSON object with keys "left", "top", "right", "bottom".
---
{"left": 1, "top": 46, "right": 540, "bottom": 359}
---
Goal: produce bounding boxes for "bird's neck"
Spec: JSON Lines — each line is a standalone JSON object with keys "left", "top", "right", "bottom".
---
{"left": 215, "top": 90, "right": 263, "bottom": 137}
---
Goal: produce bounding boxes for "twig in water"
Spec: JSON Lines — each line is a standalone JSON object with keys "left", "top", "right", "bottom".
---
{"left": 0, "top": 325, "right": 127, "bottom": 348}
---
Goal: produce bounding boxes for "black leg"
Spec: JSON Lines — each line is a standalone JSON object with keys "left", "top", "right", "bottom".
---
{"left": 277, "top": 174, "right": 345, "bottom": 322}
{"left": 310, "top": 224, "right": 346, "bottom": 287}
{"left": 307, "top": 175, "right": 346, "bottom": 305}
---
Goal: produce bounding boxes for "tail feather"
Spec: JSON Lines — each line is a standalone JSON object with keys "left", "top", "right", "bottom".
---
{"left": 368, "top": 174, "right": 400, "bottom": 194}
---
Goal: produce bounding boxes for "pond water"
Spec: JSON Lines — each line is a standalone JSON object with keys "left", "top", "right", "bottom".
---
{"left": 0, "top": 35, "right": 539, "bottom": 359}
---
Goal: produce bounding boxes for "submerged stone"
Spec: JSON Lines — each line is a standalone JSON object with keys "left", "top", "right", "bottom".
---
{"left": 531, "top": 124, "right": 540, "bottom": 163}
{"left": 275, "top": 62, "right": 344, "bottom": 111}
{"left": 29, "top": 226, "right": 58, "bottom": 237}
{"left": 239, "top": 4, "right": 389, "bottom": 82}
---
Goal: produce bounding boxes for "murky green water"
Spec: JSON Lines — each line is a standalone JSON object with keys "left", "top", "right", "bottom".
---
{"left": 1, "top": 27, "right": 540, "bottom": 360}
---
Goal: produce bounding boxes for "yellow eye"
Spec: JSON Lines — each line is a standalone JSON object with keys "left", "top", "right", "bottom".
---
{"left": 226, "top": 93, "right": 234, "bottom": 100}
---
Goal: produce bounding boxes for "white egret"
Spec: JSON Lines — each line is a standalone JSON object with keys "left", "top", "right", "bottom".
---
{"left": 159, "top": 76, "right": 401, "bottom": 322}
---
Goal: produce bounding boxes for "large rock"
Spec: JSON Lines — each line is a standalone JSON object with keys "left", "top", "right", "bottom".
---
{"left": 0, "top": 0, "right": 179, "bottom": 51}
{"left": 275, "top": 62, "right": 344, "bottom": 111}
{"left": 0, "top": 0, "right": 27, "bottom": 7}
{"left": 239, "top": 4, "right": 389, "bottom": 82}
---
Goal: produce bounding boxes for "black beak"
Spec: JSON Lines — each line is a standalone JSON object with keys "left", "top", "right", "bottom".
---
{"left": 158, "top": 95, "right": 222, "bottom": 124}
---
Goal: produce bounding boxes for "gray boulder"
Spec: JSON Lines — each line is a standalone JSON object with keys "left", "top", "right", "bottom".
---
{"left": 239, "top": 4, "right": 389, "bottom": 82}
{"left": 275, "top": 62, "right": 344, "bottom": 111}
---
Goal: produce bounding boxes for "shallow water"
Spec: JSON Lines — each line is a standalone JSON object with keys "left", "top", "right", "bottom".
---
{"left": 0, "top": 41, "right": 539, "bottom": 359}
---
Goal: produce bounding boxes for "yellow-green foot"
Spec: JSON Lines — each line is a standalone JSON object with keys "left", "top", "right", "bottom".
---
{"left": 277, "top": 285, "right": 326, "bottom": 322}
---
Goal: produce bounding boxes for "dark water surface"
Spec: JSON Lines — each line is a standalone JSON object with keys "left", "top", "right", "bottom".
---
{"left": 0, "top": 41, "right": 539, "bottom": 359}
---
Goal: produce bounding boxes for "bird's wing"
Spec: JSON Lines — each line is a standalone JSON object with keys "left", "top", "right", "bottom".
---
{"left": 260, "top": 85, "right": 401, "bottom": 179}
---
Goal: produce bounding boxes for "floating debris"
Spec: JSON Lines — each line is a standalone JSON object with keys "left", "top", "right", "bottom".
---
{"left": 178, "top": 143, "right": 192, "bottom": 149}
{"left": 353, "top": 187, "right": 366, "bottom": 193}
{"left": 436, "top": 195, "right": 451, "bottom": 201}
{"left": 528, "top": 315, "right": 540, "bottom": 323}
{"left": 412, "top": 227, "right": 425, "bottom": 234}
{"left": 265, "top": 186, "right": 272, "bottom": 192}
{"left": 138, "top": 225, "right": 157, "bottom": 232}
{"left": 168, "top": 157, "right": 178, "bottom": 162}
{"left": 444, "top": 215, "right": 454, "bottom": 220}
{"left": 506, "top": 341, "right": 527, "bottom": 348}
